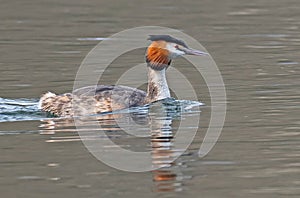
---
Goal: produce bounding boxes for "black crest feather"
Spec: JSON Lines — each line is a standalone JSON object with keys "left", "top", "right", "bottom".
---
{"left": 148, "top": 35, "right": 188, "bottom": 48}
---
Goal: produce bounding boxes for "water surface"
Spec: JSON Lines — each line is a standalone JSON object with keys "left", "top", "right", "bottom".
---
{"left": 1, "top": 0, "right": 300, "bottom": 197}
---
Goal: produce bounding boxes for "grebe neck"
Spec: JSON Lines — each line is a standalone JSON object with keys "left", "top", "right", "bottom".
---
{"left": 145, "top": 67, "right": 170, "bottom": 103}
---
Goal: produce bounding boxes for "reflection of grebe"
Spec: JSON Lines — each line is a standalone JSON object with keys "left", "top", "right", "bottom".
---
{"left": 39, "top": 35, "right": 207, "bottom": 116}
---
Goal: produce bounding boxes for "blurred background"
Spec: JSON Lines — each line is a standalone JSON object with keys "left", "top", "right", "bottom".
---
{"left": 0, "top": 0, "right": 300, "bottom": 197}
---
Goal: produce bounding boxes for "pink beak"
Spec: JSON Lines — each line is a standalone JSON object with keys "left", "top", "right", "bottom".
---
{"left": 183, "top": 48, "right": 209, "bottom": 56}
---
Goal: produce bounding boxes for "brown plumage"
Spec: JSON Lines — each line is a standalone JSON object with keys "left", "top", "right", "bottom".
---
{"left": 39, "top": 85, "right": 146, "bottom": 117}
{"left": 39, "top": 35, "right": 208, "bottom": 117}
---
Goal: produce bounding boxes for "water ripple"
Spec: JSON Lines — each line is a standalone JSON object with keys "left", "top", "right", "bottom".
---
{"left": 0, "top": 97, "right": 43, "bottom": 122}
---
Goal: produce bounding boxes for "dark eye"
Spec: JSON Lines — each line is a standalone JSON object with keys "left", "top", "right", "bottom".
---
{"left": 175, "top": 45, "right": 179, "bottom": 49}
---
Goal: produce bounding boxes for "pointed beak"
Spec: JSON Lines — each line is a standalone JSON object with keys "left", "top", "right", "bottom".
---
{"left": 183, "top": 48, "right": 209, "bottom": 56}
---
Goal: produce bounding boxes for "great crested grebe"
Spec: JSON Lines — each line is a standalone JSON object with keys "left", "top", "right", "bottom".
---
{"left": 39, "top": 35, "right": 208, "bottom": 117}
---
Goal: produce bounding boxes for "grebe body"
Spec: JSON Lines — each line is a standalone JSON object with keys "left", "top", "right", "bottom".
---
{"left": 39, "top": 35, "right": 207, "bottom": 116}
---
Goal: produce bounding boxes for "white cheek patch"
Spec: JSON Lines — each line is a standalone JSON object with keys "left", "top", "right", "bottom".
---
{"left": 166, "top": 43, "right": 185, "bottom": 58}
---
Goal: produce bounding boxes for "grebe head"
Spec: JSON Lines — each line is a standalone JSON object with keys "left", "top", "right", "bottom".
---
{"left": 146, "top": 35, "right": 208, "bottom": 70}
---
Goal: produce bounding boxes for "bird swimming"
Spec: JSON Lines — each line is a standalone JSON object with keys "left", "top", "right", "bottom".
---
{"left": 38, "top": 35, "right": 208, "bottom": 117}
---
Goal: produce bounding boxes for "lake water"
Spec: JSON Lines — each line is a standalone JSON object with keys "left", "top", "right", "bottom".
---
{"left": 0, "top": 0, "right": 300, "bottom": 197}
